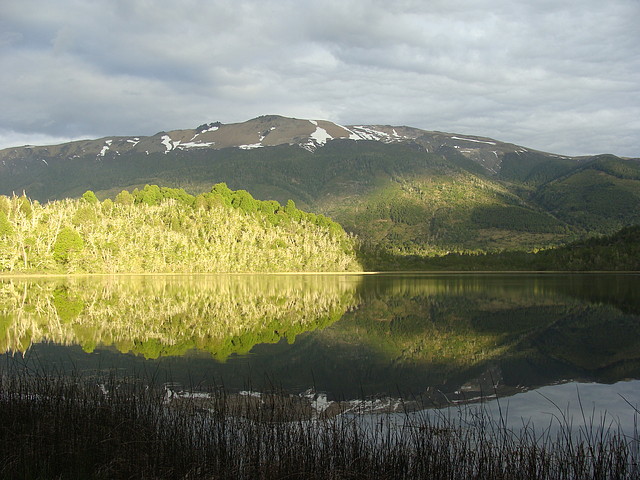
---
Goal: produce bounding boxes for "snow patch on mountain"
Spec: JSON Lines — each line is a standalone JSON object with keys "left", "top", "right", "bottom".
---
{"left": 99, "top": 139, "right": 113, "bottom": 157}
{"left": 238, "top": 143, "right": 263, "bottom": 150}
{"left": 310, "top": 126, "right": 332, "bottom": 145}
{"left": 332, "top": 123, "right": 362, "bottom": 141}
{"left": 450, "top": 136, "right": 496, "bottom": 146}
{"left": 178, "top": 141, "right": 215, "bottom": 149}
{"left": 350, "top": 126, "right": 399, "bottom": 143}
{"left": 161, "top": 135, "right": 181, "bottom": 153}
{"left": 297, "top": 120, "right": 335, "bottom": 152}
{"left": 161, "top": 135, "right": 173, "bottom": 151}
{"left": 189, "top": 122, "right": 222, "bottom": 141}
{"left": 300, "top": 129, "right": 332, "bottom": 152}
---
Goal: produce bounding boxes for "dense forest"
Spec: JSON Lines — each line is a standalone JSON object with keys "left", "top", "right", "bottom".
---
{"left": 0, "top": 184, "right": 361, "bottom": 273}
{"left": 370, "top": 225, "right": 640, "bottom": 271}
{"left": 0, "top": 179, "right": 638, "bottom": 273}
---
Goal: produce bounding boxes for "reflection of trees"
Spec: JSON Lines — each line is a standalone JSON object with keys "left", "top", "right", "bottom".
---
{"left": 2, "top": 273, "right": 639, "bottom": 394}
{"left": 0, "top": 275, "right": 360, "bottom": 359}
{"left": 332, "top": 274, "right": 640, "bottom": 381}
{"left": 342, "top": 275, "right": 562, "bottom": 364}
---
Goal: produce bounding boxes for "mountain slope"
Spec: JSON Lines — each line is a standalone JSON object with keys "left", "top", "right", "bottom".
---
{"left": 1, "top": 115, "right": 638, "bottom": 261}
{"left": 533, "top": 155, "right": 640, "bottom": 232}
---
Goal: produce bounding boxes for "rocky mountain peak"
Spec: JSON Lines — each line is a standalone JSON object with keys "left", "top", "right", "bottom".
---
{"left": 0, "top": 115, "right": 577, "bottom": 177}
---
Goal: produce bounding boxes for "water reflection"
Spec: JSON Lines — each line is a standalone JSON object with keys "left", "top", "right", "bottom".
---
{"left": 1, "top": 273, "right": 639, "bottom": 401}
{"left": 0, "top": 274, "right": 359, "bottom": 360}
{"left": 336, "top": 273, "right": 640, "bottom": 397}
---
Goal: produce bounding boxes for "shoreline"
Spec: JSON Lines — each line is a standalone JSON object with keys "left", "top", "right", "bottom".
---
{"left": 1, "top": 269, "right": 639, "bottom": 278}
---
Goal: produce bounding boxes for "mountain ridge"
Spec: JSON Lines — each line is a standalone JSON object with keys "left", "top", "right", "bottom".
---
{"left": 1, "top": 114, "right": 599, "bottom": 177}
{"left": 1, "top": 114, "right": 639, "bottom": 265}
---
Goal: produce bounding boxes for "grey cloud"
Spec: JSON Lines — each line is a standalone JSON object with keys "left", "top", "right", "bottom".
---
{"left": 0, "top": 0, "right": 638, "bottom": 157}
{"left": 0, "top": 30, "right": 23, "bottom": 48}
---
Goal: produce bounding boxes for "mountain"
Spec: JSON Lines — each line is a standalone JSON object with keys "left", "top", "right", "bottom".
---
{"left": 1, "top": 115, "right": 639, "bottom": 264}
{"left": 0, "top": 114, "right": 528, "bottom": 164}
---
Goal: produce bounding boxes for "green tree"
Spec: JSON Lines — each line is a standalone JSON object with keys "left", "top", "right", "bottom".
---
{"left": 81, "top": 190, "right": 99, "bottom": 205}
{"left": 211, "top": 182, "right": 233, "bottom": 199}
{"left": 115, "top": 190, "right": 134, "bottom": 205}
{"left": 53, "top": 227, "right": 84, "bottom": 264}
{"left": 259, "top": 200, "right": 282, "bottom": 225}
{"left": 101, "top": 198, "right": 114, "bottom": 213}
{"left": 0, "top": 196, "right": 10, "bottom": 215}
{"left": 17, "top": 195, "right": 32, "bottom": 219}
{"left": 72, "top": 206, "right": 97, "bottom": 226}
{"left": 284, "top": 199, "right": 302, "bottom": 221}
{"left": 134, "top": 185, "right": 162, "bottom": 206}
{"left": 0, "top": 211, "right": 13, "bottom": 237}
{"left": 231, "top": 189, "right": 258, "bottom": 213}
{"left": 159, "top": 186, "right": 195, "bottom": 206}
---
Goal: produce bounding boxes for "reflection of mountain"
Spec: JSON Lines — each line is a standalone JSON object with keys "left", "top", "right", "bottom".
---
{"left": 2, "top": 273, "right": 638, "bottom": 401}
{"left": 305, "top": 274, "right": 640, "bottom": 397}
{"left": 0, "top": 275, "right": 360, "bottom": 359}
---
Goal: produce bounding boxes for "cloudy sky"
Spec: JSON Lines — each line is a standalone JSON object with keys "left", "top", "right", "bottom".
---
{"left": 1, "top": 0, "right": 639, "bottom": 156}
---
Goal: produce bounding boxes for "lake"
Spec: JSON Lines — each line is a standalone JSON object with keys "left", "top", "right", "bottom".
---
{"left": 1, "top": 272, "right": 639, "bottom": 432}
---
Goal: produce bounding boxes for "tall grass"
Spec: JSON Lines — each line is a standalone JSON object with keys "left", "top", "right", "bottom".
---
{"left": 0, "top": 365, "right": 637, "bottom": 479}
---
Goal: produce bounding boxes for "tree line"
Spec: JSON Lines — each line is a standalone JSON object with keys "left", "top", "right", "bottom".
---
{"left": 367, "top": 225, "right": 640, "bottom": 271}
{"left": 0, "top": 184, "right": 361, "bottom": 274}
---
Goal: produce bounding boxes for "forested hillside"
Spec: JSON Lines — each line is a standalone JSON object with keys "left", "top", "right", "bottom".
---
{"left": 13, "top": 139, "right": 581, "bottom": 253}
{"left": 2, "top": 116, "right": 639, "bottom": 267}
{"left": 390, "top": 225, "right": 640, "bottom": 271}
{"left": 0, "top": 184, "right": 361, "bottom": 273}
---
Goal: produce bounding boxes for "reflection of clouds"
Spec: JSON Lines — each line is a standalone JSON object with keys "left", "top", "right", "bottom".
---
{"left": 381, "top": 380, "right": 640, "bottom": 444}
{"left": 463, "top": 380, "right": 640, "bottom": 436}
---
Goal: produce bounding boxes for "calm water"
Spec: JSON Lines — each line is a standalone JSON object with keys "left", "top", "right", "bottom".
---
{"left": 1, "top": 273, "right": 639, "bottom": 426}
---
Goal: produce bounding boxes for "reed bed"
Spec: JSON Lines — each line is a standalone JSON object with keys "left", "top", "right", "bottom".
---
{"left": 0, "top": 366, "right": 637, "bottom": 479}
